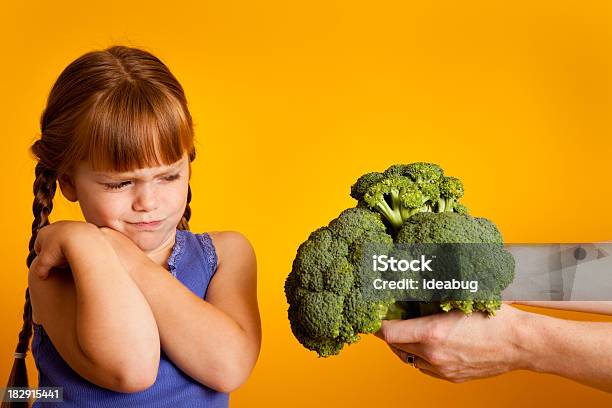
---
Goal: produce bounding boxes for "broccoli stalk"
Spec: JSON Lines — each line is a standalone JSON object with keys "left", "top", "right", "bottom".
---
{"left": 362, "top": 178, "right": 408, "bottom": 231}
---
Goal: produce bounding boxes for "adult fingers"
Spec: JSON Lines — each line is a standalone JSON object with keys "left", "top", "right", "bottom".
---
{"left": 386, "top": 343, "right": 462, "bottom": 384}
{"left": 418, "top": 368, "right": 448, "bottom": 381}
{"left": 388, "top": 344, "right": 418, "bottom": 366}
{"left": 387, "top": 345, "right": 442, "bottom": 378}
{"left": 387, "top": 344, "right": 430, "bottom": 366}
{"left": 412, "top": 355, "right": 437, "bottom": 372}
{"left": 376, "top": 317, "right": 430, "bottom": 344}
{"left": 388, "top": 341, "right": 427, "bottom": 358}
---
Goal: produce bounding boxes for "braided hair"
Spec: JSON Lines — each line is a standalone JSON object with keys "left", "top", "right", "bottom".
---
{"left": 1, "top": 45, "right": 196, "bottom": 407}
{"left": 177, "top": 151, "right": 196, "bottom": 231}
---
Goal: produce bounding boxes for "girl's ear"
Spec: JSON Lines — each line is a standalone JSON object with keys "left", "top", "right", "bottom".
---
{"left": 58, "top": 174, "right": 78, "bottom": 202}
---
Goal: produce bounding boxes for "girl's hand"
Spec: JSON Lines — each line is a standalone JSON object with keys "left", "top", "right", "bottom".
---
{"left": 30, "top": 221, "right": 98, "bottom": 280}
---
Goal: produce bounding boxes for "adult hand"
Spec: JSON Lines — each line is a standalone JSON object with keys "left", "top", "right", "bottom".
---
{"left": 376, "top": 304, "right": 529, "bottom": 383}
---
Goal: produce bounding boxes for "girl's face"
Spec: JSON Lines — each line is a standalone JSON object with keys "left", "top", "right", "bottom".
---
{"left": 59, "top": 152, "right": 190, "bottom": 253}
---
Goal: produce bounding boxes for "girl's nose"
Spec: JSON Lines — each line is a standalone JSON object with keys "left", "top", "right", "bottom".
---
{"left": 132, "top": 183, "right": 159, "bottom": 212}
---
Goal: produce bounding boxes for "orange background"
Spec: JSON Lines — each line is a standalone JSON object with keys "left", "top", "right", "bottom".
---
{"left": 1, "top": 1, "right": 612, "bottom": 406}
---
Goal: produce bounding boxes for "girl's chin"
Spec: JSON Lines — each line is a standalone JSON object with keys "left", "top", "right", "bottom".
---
{"left": 129, "top": 231, "right": 173, "bottom": 252}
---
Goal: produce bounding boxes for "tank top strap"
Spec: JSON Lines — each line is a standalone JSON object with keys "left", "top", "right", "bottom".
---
{"left": 195, "top": 233, "right": 218, "bottom": 274}
{"left": 170, "top": 230, "right": 219, "bottom": 299}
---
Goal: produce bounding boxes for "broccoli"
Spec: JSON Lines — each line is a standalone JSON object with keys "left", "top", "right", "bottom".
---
{"left": 286, "top": 163, "right": 515, "bottom": 357}
{"left": 437, "top": 176, "right": 464, "bottom": 213}
{"left": 396, "top": 212, "right": 515, "bottom": 315}
{"left": 350, "top": 162, "right": 466, "bottom": 231}
{"left": 285, "top": 208, "right": 411, "bottom": 357}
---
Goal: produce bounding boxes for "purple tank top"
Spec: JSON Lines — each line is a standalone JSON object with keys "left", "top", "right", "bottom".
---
{"left": 31, "top": 229, "right": 229, "bottom": 407}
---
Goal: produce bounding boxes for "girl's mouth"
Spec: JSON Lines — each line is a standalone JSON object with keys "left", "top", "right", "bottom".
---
{"left": 129, "top": 220, "right": 163, "bottom": 230}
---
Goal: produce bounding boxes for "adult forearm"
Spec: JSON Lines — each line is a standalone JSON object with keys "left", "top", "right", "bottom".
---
{"left": 63, "top": 227, "right": 160, "bottom": 380}
{"left": 513, "top": 301, "right": 612, "bottom": 315}
{"left": 516, "top": 310, "right": 612, "bottom": 393}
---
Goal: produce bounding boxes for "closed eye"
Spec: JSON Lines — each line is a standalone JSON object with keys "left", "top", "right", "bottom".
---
{"left": 103, "top": 174, "right": 181, "bottom": 190}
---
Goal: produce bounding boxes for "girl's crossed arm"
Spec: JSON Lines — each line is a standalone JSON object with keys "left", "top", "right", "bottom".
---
{"left": 28, "top": 221, "right": 160, "bottom": 392}
{"left": 100, "top": 227, "right": 262, "bottom": 393}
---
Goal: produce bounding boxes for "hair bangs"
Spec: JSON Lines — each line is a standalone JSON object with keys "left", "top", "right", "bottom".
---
{"left": 75, "top": 80, "right": 194, "bottom": 173}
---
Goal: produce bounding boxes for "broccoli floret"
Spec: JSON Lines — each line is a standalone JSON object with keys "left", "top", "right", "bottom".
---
{"left": 285, "top": 208, "right": 405, "bottom": 357}
{"left": 358, "top": 174, "right": 435, "bottom": 232}
{"left": 351, "top": 163, "right": 464, "bottom": 233}
{"left": 396, "top": 212, "right": 515, "bottom": 316}
{"left": 438, "top": 176, "right": 464, "bottom": 212}
{"left": 385, "top": 162, "right": 444, "bottom": 184}
{"left": 362, "top": 176, "right": 411, "bottom": 230}
{"left": 350, "top": 172, "right": 385, "bottom": 201}
{"left": 384, "top": 162, "right": 444, "bottom": 183}
{"left": 396, "top": 212, "right": 503, "bottom": 244}
{"left": 454, "top": 202, "right": 469, "bottom": 215}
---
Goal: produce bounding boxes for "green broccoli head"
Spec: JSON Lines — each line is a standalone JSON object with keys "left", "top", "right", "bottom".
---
{"left": 350, "top": 163, "right": 465, "bottom": 233}
{"left": 285, "top": 207, "right": 400, "bottom": 357}
{"left": 395, "top": 212, "right": 515, "bottom": 315}
{"left": 287, "top": 163, "right": 515, "bottom": 357}
{"left": 396, "top": 212, "right": 503, "bottom": 244}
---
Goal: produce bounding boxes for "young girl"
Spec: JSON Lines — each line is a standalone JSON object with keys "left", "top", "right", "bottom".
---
{"left": 3, "top": 45, "right": 261, "bottom": 407}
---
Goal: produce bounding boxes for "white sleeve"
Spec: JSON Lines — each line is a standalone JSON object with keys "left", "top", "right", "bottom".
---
{"left": 568, "top": 243, "right": 612, "bottom": 301}
{"left": 503, "top": 244, "right": 563, "bottom": 301}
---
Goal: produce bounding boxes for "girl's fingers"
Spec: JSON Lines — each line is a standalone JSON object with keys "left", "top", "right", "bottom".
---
{"left": 33, "top": 225, "right": 50, "bottom": 254}
{"left": 29, "top": 256, "right": 41, "bottom": 280}
{"left": 29, "top": 256, "right": 37, "bottom": 274}
{"left": 31, "top": 255, "right": 49, "bottom": 280}
{"left": 37, "top": 265, "right": 49, "bottom": 280}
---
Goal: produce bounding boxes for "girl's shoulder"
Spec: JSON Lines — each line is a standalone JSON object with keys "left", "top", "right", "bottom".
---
{"left": 203, "top": 231, "right": 255, "bottom": 271}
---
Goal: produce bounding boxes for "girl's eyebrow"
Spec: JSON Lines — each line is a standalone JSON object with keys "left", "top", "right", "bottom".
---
{"left": 95, "top": 161, "right": 184, "bottom": 180}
